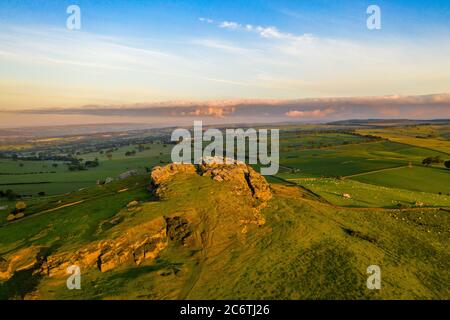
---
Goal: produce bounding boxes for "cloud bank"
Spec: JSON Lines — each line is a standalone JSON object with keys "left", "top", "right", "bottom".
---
{"left": 6, "top": 94, "right": 449, "bottom": 126}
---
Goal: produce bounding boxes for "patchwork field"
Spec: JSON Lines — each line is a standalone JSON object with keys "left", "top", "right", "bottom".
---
{"left": 278, "top": 140, "right": 448, "bottom": 178}
{"left": 356, "top": 125, "right": 450, "bottom": 154}
{"left": 1, "top": 124, "right": 449, "bottom": 208}
{"left": 0, "top": 143, "right": 171, "bottom": 196}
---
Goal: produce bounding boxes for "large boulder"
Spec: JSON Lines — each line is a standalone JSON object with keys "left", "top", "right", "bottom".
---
{"left": 151, "top": 163, "right": 197, "bottom": 186}
{"left": 150, "top": 158, "right": 272, "bottom": 203}
{"left": 197, "top": 158, "right": 272, "bottom": 202}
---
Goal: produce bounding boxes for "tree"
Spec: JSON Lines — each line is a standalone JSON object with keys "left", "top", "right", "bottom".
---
{"left": 68, "top": 164, "right": 86, "bottom": 171}
{"left": 85, "top": 159, "right": 99, "bottom": 168}
{"left": 433, "top": 156, "right": 443, "bottom": 164}
{"left": 422, "top": 157, "right": 432, "bottom": 166}
{"left": 445, "top": 160, "right": 450, "bottom": 169}
{"left": 106, "top": 153, "right": 113, "bottom": 160}
{"left": 5, "top": 189, "right": 16, "bottom": 201}
{"left": 423, "top": 156, "right": 444, "bottom": 166}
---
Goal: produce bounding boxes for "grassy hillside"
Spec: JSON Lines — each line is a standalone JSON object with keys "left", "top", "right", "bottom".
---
{"left": 0, "top": 169, "right": 448, "bottom": 300}
{"left": 0, "top": 123, "right": 449, "bottom": 300}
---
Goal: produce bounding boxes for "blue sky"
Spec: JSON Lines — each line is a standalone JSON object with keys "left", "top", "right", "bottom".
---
{"left": 0, "top": 0, "right": 449, "bottom": 110}
{"left": 2, "top": 0, "right": 449, "bottom": 38}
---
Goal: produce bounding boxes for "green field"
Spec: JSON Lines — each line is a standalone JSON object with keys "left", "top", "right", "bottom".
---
{"left": 298, "top": 178, "right": 450, "bottom": 208}
{"left": 350, "top": 166, "right": 450, "bottom": 194}
{"left": 0, "top": 143, "right": 171, "bottom": 196}
{"left": 279, "top": 132, "right": 374, "bottom": 151}
{"left": 279, "top": 140, "right": 448, "bottom": 178}
{"left": 356, "top": 124, "right": 450, "bottom": 154}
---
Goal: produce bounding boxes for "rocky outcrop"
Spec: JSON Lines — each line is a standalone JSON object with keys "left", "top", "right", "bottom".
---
{"left": 150, "top": 163, "right": 197, "bottom": 198}
{"left": 150, "top": 159, "right": 272, "bottom": 229}
{"left": 165, "top": 216, "right": 192, "bottom": 245}
{"left": 44, "top": 217, "right": 167, "bottom": 276}
{"left": 151, "top": 158, "right": 272, "bottom": 203}
{"left": 0, "top": 246, "right": 48, "bottom": 281}
{"left": 0, "top": 218, "right": 168, "bottom": 281}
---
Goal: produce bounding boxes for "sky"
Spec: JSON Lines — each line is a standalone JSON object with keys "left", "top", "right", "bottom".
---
{"left": 0, "top": 0, "right": 449, "bottom": 126}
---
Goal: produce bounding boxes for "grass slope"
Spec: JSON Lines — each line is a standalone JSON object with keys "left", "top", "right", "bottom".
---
{"left": 1, "top": 173, "right": 448, "bottom": 300}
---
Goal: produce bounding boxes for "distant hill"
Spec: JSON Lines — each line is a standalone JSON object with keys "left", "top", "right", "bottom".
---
{"left": 328, "top": 119, "right": 450, "bottom": 126}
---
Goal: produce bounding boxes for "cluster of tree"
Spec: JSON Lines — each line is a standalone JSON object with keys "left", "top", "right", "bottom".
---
{"left": 8, "top": 154, "right": 76, "bottom": 162}
{"left": 68, "top": 164, "right": 87, "bottom": 171}
{"left": 416, "top": 134, "right": 438, "bottom": 139}
{"left": 125, "top": 150, "right": 137, "bottom": 157}
{"left": 0, "top": 171, "right": 56, "bottom": 175}
{"left": 85, "top": 159, "right": 100, "bottom": 168}
{"left": 67, "top": 158, "right": 100, "bottom": 171}
{"left": 137, "top": 144, "right": 146, "bottom": 152}
{"left": 0, "top": 189, "right": 18, "bottom": 201}
{"left": 422, "top": 156, "right": 444, "bottom": 166}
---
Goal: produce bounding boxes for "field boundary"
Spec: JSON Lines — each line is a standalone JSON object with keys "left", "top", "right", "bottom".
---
{"left": 343, "top": 165, "right": 409, "bottom": 179}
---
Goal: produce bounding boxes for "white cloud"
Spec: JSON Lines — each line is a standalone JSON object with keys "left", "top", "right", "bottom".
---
{"left": 256, "top": 26, "right": 288, "bottom": 39}
{"left": 199, "top": 17, "right": 214, "bottom": 24}
{"left": 220, "top": 21, "right": 241, "bottom": 30}
{"left": 286, "top": 108, "right": 335, "bottom": 118}
{"left": 214, "top": 19, "right": 315, "bottom": 43}
{"left": 192, "top": 39, "right": 247, "bottom": 54}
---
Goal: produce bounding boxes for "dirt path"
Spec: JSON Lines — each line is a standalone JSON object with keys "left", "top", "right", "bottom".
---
{"left": 39, "top": 200, "right": 85, "bottom": 214}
